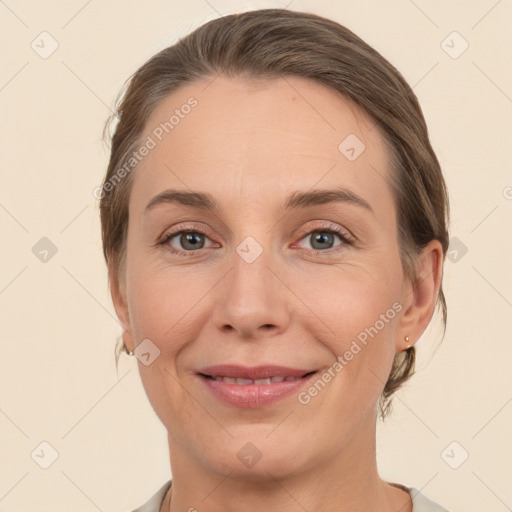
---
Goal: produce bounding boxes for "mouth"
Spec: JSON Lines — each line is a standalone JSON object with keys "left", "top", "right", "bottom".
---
{"left": 196, "top": 365, "right": 318, "bottom": 407}
{"left": 200, "top": 374, "right": 314, "bottom": 384}
{"left": 197, "top": 364, "right": 317, "bottom": 382}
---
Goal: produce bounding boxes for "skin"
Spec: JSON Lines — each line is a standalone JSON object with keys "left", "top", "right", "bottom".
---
{"left": 110, "top": 75, "right": 443, "bottom": 512}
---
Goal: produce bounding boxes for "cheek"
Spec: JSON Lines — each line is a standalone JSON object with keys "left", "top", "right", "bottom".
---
{"left": 291, "top": 262, "right": 402, "bottom": 397}
{"left": 126, "top": 260, "right": 205, "bottom": 342}
{"left": 295, "top": 261, "right": 401, "bottom": 338}
{"left": 125, "top": 266, "right": 206, "bottom": 427}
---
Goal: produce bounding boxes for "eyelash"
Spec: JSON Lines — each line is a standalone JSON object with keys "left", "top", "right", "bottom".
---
{"left": 156, "top": 224, "right": 354, "bottom": 257}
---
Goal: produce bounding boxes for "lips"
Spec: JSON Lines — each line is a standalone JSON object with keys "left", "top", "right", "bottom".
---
{"left": 196, "top": 365, "right": 318, "bottom": 408}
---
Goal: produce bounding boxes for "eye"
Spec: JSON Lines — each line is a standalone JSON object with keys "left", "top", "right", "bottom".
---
{"left": 296, "top": 226, "right": 353, "bottom": 252}
{"left": 158, "top": 227, "right": 216, "bottom": 255}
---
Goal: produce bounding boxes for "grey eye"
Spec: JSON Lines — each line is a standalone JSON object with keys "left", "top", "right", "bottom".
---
{"left": 301, "top": 230, "right": 343, "bottom": 251}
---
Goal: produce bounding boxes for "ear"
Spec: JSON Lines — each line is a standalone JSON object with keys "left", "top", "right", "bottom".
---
{"left": 397, "top": 239, "right": 444, "bottom": 351}
{"left": 109, "top": 262, "right": 134, "bottom": 353}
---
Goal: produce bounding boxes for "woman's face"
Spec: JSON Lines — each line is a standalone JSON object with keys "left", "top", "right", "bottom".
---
{"left": 113, "top": 75, "right": 440, "bottom": 479}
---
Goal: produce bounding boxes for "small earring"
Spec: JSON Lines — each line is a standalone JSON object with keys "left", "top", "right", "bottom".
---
{"left": 123, "top": 339, "right": 134, "bottom": 356}
{"left": 405, "top": 336, "right": 411, "bottom": 350}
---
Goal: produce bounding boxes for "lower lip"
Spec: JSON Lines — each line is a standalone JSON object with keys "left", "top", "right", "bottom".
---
{"left": 198, "top": 373, "right": 317, "bottom": 408}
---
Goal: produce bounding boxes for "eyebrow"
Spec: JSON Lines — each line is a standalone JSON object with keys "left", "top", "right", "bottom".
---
{"left": 144, "top": 187, "right": 373, "bottom": 214}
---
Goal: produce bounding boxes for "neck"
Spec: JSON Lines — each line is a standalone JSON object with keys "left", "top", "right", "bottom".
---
{"left": 163, "top": 410, "right": 411, "bottom": 512}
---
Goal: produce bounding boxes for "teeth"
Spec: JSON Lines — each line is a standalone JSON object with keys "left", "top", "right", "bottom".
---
{"left": 254, "top": 378, "right": 272, "bottom": 385}
{"left": 235, "top": 378, "right": 253, "bottom": 385}
{"left": 210, "top": 375, "right": 301, "bottom": 384}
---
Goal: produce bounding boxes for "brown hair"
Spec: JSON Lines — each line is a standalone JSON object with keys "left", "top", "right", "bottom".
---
{"left": 100, "top": 8, "right": 450, "bottom": 420}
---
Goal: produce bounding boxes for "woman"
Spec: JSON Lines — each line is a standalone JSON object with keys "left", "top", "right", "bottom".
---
{"left": 99, "top": 8, "right": 450, "bottom": 512}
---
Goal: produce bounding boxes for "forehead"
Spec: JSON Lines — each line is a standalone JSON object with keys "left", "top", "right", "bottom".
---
{"left": 130, "top": 75, "right": 394, "bottom": 220}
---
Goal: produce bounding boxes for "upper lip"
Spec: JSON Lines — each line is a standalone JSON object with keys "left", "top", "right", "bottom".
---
{"left": 197, "top": 365, "right": 316, "bottom": 380}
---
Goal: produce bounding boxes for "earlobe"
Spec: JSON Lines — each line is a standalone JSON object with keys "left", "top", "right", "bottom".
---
{"left": 397, "top": 240, "right": 444, "bottom": 350}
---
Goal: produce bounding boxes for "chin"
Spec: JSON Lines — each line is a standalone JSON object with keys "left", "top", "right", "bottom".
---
{"left": 198, "top": 431, "right": 314, "bottom": 481}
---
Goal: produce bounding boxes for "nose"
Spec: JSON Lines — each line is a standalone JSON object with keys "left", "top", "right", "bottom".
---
{"left": 212, "top": 247, "right": 291, "bottom": 340}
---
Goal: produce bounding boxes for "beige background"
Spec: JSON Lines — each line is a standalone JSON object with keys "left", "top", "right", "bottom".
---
{"left": 1, "top": 0, "right": 511, "bottom": 511}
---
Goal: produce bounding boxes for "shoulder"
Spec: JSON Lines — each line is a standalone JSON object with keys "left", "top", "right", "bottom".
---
{"left": 408, "top": 486, "right": 451, "bottom": 512}
{"left": 126, "top": 479, "right": 172, "bottom": 512}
